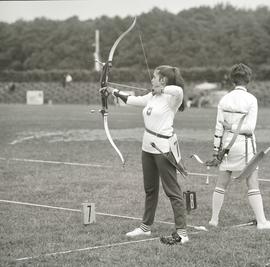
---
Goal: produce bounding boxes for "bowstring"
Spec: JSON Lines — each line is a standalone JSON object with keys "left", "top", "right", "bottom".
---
{"left": 137, "top": 22, "right": 152, "bottom": 83}
{"left": 119, "top": 23, "right": 151, "bottom": 168}
{"left": 139, "top": 34, "right": 152, "bottom": 83}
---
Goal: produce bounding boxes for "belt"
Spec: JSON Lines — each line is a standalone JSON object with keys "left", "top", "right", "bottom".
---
{"left": 228, "top": 131, "right": 253, "bottom": 138}
{"left": 145, "top": 128, "right": 171, "bottom": 139}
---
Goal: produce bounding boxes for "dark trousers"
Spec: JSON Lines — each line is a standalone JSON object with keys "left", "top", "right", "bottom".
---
{"left": 141, "top": 151, "right": 186, "bottom": 229}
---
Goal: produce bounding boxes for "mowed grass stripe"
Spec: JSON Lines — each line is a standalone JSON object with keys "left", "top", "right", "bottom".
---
{"left": 15, "top": 231, "right": 201, "bottom": 262}
{"left": 0, "top": 157, "right": 112, "bottom": 168}
{"left": 0, "top": 199, "right": 208, "bottom": 231}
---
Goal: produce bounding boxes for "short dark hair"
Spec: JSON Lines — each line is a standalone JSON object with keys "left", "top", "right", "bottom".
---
{"left": 230, "top": 63, "right": 252, "bottom": 85}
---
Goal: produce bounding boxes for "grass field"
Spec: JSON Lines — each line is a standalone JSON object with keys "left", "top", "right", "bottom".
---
{"left": 0, "top": 104, "right": 270, "bottom": 267}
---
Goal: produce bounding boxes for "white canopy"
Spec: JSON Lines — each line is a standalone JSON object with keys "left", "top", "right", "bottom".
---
{"left": 194, "top": 82, "right": 218, "bottom": 90}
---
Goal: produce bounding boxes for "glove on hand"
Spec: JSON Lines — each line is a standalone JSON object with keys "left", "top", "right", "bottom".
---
{"left": 205, "top": 157, "right": 221, "bottom": 167}
{"left": 205, "top": 148, "right": 229, "bottom": 167}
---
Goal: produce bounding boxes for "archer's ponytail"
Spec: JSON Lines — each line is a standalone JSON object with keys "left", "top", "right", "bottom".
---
{"left": 173, "top": 67, "right": 186, "bottom": 111}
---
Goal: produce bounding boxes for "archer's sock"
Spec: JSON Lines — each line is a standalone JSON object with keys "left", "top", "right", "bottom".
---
{"left": 248, "top": 189, "right": 267, "bottom": 224}
{"left": 210, "top": 187, "right": 225, "bottom": 224}
{"left": 140, "top": 223, "right": 151, "bottom": 232}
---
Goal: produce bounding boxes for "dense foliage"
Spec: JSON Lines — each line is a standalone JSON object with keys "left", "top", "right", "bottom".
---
{"left": 1, "top": 5, "right": 270, "bottom": 69}
{"left": 0, "top": 4, "right": 270, "bottom": 81}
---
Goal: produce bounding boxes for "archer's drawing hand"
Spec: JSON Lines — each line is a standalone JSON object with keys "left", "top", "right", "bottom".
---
{"left": 151, "top": 85, "right": 163, "bottom": 95}
{"left": 105, "top": 87, "right": 119, "bottom": 96}
{"left": 99, "top": 86, "right": 108, "bottom": 94}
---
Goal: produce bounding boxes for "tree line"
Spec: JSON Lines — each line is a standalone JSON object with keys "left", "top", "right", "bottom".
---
{"left": 0, "top": 4, "right": 269, "bottom": 81}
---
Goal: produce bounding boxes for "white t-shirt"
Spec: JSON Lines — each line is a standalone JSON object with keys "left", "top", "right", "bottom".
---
{"left": 127, "top": 85, "right": 183, "bottom": 153}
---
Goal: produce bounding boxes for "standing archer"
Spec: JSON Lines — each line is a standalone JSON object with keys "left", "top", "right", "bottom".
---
{"left": 207, "top": 63, "right": 270, "bottom": 229}
{"left": 107, "top": 65, "right": 189, "bottom": 245}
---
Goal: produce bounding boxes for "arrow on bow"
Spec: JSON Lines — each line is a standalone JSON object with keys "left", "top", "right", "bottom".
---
{"left": 98, "top": 17, "right": 137, "bottom": 165}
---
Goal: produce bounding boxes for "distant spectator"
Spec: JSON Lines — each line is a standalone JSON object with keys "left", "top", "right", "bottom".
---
{"left": 62, "top": 74, "right": 72, "bottom": 88}
{"left": 8, "top": 83, "right": 16, "bottom": 92}
{"left": 65, "top": 74, "right": 72, "bottom": 83}
{"left": 187, "top": 97, "right": 193, "bottom": 108}
{"left": 221, "top": 74, "right": 230, "bottom": 89}
{"left": 62, "top": 75, "right": 66, "bottom": 88}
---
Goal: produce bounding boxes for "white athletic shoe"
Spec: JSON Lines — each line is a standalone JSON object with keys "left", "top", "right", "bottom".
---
{"left": 179, "top": 235, "right": 189, "bottom": 244}
{"left": 126, "top": 228, "right": 151, "bottom": 237}
{"left": 257, "top": 220, "right": 270, "bottom": 230}
{"left": 209, "top": 220, "right": 218, "bottom": 227}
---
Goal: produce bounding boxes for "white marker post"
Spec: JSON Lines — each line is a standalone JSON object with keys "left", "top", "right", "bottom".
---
{"left": 82, "top": 202, "right": 96, "bottom": 225}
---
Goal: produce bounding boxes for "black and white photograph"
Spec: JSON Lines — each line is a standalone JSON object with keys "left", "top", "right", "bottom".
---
{"left": 0, "top": 0, "right": 270, "bottom": 266}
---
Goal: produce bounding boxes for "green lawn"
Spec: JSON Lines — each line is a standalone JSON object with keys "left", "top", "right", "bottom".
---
{"left": 0, "top": 104, "right": 270, "bottom": 266}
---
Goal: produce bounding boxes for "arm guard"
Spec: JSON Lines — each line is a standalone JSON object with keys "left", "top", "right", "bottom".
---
{"left": 213, "top": 134, "right": 222, "bottom": 153}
